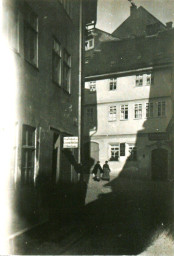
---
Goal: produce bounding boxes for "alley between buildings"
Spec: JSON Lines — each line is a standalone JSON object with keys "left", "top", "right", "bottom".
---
{"left": 13, "top": 174, "right": 174, "bottom": 255}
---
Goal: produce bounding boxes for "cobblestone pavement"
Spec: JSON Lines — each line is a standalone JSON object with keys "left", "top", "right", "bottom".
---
{"left": 13, "top": 175, "right": 174, "bottom": 255}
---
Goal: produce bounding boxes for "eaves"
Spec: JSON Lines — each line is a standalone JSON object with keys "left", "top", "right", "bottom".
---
{"left": 85, "top": 62, "right": 174, "bottom": 81}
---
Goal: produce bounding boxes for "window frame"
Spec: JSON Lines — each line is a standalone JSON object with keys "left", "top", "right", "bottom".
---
{"left": 85, "top": 38, "right": 94, "bottom": 51}
{"left": 134, "top": 103, "right": 142, "bottom": 119}
{"left": 89, "top": 81, "right": 96, "bottom": 92}
{"left": 52, "top": 38, "right": 62, "bottom": 86}
{"left": 108, "top": 105, "right": 117, "bottom": 121}
{"left": 109, "top": 78, "right": 117, "bottom": 91}
{"left": 146, "top": 73, "right": 154, "bottom": 86}
{"left": 157, "top": 101, "right": 166, "bottom": 117}
{"left": 24, "top": 11, "right": 38, "bottom": 67}
{"left": 109, "top": 144, "right": 119, "bottom": 161}
{"left": 120, "top": 104, "right": 128, "bottom": 120}
{"left": 128, "top": 144, "right": 137, "bottom": 161}
{"left": 136, "top": 75, "right": 143, "bottom": 87}
{"left": 146, "top": 102, "right": 153, "bottom": 118}
{"left": 21, "top": 125, "right": 36, "bottom": 185}
{"left": 63, "top": 49, "right": 71, "bottom": 93}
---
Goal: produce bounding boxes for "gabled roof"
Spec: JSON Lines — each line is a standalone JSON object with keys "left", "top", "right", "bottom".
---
{"left": 87, "top": 28, "right": 119, "bottom": 42}
{"left": 85, "top": 29, "right": 174, "bottom": 78}
{"left": 112, "top": 6, "right": 166, "bottom": 39}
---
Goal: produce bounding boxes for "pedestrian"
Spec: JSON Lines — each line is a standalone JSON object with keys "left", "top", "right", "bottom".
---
{"left": 102, "top": 161, "right": 111, "bottom": 181}
{"left": 92, "top": 161, "right": 103, "bottom": 181}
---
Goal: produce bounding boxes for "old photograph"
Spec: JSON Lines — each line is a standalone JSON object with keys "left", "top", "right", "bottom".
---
{"left": 0, "top": 0, "right": 174, "bottom": 255}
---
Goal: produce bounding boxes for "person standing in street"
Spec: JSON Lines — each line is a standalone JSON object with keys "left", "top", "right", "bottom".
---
{"left": 102, "top": 161, "right": 111, "bottom": 181}
{"left": 92, "top": 161, "right": 103, "bottom": 181}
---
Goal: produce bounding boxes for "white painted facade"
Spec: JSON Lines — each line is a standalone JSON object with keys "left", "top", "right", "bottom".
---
{"left": 84, "top": 68, "right": 172, "bottom": 179}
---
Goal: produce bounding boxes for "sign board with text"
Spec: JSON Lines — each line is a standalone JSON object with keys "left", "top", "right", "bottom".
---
{"left": 63, "top": 137, "right": 78, "bottom": 148}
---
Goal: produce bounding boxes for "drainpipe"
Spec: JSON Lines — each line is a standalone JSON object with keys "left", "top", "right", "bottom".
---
{"left": 78, "top": 0, "right": 83, "bottom": 165}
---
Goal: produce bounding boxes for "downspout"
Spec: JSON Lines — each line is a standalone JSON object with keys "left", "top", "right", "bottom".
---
{"left": 78, "top": 0, "right": 83, "bottom": 165}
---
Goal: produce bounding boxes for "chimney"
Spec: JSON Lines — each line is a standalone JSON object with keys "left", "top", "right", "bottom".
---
{"left": 166, "top": 21, "right": 173, "bottom": 29}
{"left": 130, "top": 3, "right": 137, "bottom": 16}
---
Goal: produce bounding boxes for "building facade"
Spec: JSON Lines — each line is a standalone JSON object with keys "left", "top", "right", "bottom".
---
{"left": 1, "top": 0, "right": 97, "bottom": 248}
{"left": 83, "top": 5, "right": 174, "bottom": 181}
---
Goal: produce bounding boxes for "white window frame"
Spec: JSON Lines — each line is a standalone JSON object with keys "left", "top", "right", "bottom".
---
{"left": 109, "top": 78, "right": 117, "bottom": 91}
{"left": 134, "top": 103, "right": 142, "bottom": 119}
{"left": 136, "top": 75, "right": 143, "bottom": 87}
{"left": 146, "top": 73, "right": 153, "bottom": 86}
{"left": 120, "top": 104, "right": 128, "bottom": 120}
{"left": 21, "top": 125, "right": 36, "bottom": 185}
{"left": 157, "top": 101, "right": 166, "bottom": 117}
{"left": 85, "top": 38, "right": 94, "bottom": 51}
{"left": 109, "top": 144, "right": 119, "bottom": 161}
{"left": 128, "top": 144, "right": 137, "bottom": 161}
{"left": 146, "top": 102, "right": 153, "bottom": 118}
{"left": 89, "top": 81, "right": 96, "bottom": 92}
{"left": 109, "top": 106, "right": 117, "bottom": 121}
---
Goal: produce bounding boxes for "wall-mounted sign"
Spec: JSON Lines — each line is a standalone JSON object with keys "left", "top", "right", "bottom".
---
{"left": 148, "top": 132, "right": 169, "bottom": 141}
{"left": 63, "top": 137, "right": 78, "bottom": 148}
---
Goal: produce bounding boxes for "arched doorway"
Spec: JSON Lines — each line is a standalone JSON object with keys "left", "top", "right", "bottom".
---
{"left": 151, "top": 148, "right": 168, "bottom": 181}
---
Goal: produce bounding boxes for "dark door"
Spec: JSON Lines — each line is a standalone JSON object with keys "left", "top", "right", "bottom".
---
{"left": 151, "top": 148, "right": 168, "bottom": 180}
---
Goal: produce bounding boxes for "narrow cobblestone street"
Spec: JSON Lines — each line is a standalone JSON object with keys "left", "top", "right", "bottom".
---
{"left": 13, "top": 175, "right": 174, "bottom": 255}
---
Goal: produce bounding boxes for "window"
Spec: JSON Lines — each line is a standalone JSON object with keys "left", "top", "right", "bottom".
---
{"left": 5, "top": 9, "right": 19, "bottom": 52}
{"left": 136, "top": 75, "right": 143, "bottom": 86}
{"left": 128, "top": 145, "right": 137, "bottom": 161}
{"left": 158, "top": 101, "right": 166, "bottom": 117}
{"left": 109, "top": 106, "right": 117, "bottom": 121}
{"left": 63, "top": 50, "right": 71, "bottom": 93}
{"left": 52, "top": 39, "right": 61, "bottom": 85}
{"left": 146, "top": 74, "right": 154, "bottom": 86}
{"left": 87, "top": 107, "right": 94, "bottom": 124}
{"left": 110, "top": 145, "right": 119, "bottom": 161}
{"left": 109, "top": 78, "right": 117, "bottom": 90}
{"left": 85, "top": 38, "right": 94, "bottom": 51}
{"left": 89, "top": 81, "right": 96, "bottom": 92}
{"left": 21, "top": 125, "right": 36, "bottom": 185}
{"left": 120, "top": 105, "right": 128, "bottom": 120}
{"left": 146, "top": 103, "right": 153, "bottom": 118}
{"left": 134, "top": 104, "right": 142, "bottom": 119}
{"left": 24, "top": 10, "right": 38, "bottom": 66}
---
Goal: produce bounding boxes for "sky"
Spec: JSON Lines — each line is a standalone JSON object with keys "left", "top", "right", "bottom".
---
{"left": 96, "top": 0, "right": 174, "bottom": 33}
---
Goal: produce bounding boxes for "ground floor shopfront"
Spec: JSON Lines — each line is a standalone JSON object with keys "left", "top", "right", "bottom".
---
{"left": 84, "top": 132, "right": 172, "bottom": 180}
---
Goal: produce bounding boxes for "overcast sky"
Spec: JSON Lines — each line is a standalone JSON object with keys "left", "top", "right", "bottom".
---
{"left": 96, "top": 0, "right": 174, "bottom": 33}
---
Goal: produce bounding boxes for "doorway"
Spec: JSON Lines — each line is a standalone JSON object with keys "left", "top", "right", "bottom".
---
{"left": 52, "top": 132, "right": 60, "bottom": 183}
{"left": 151, "top": 148, "right": 168, "bottom": 181}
